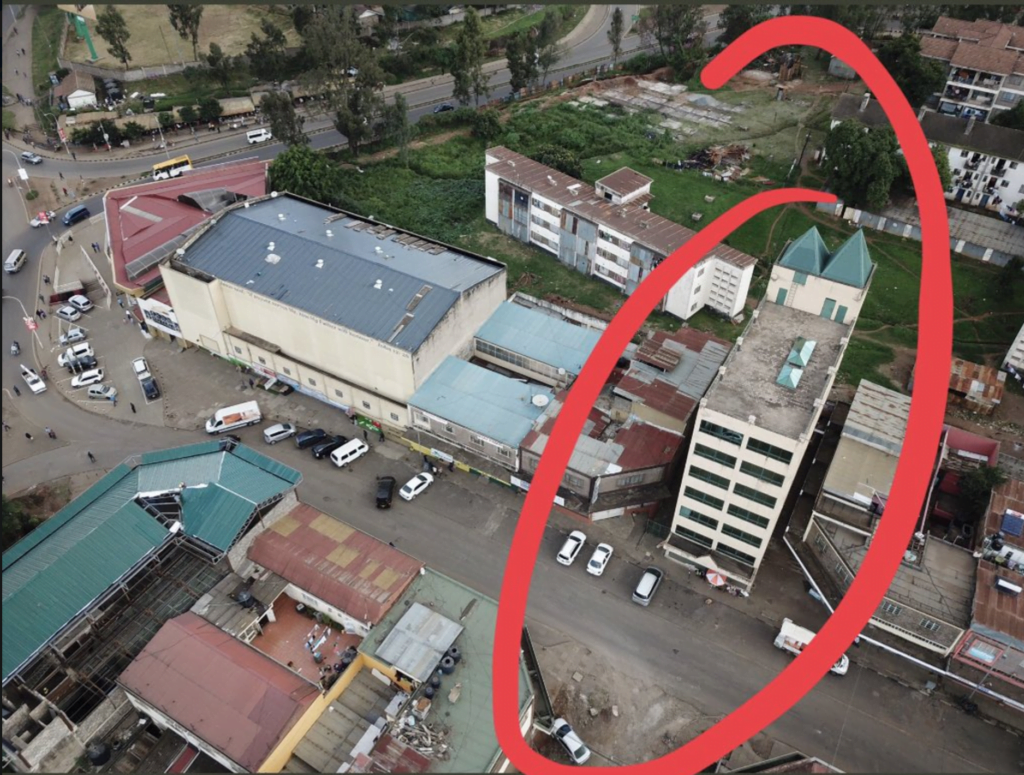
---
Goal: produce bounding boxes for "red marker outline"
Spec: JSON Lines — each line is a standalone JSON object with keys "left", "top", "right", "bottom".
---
{"left": 493, "top": 16, "right": 951, "bottom": 775}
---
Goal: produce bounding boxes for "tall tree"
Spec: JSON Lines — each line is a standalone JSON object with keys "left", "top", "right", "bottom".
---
{"left": 245, "top": 19, "right": 289, "bottom": 83}
{"left": 505, "top": 30, "right": 538, "bottom": 93}
{"left": 876, "top": 35, "right": 947, "bottom": 110}
{"left": 197, "top": 96, "right": 222, "bottom": 123}
{"left": 947, "top": 5, "right": 1023, "bottom": 25}
{"left": 718, "top": 5, "right": 772, "bottom": 45}
{"left": 260, "top": 91, "right": 308, "bottom": 146}
{"left": 991, "top": 101, "right": 1024, "bottom": 131}
{"left": 384, "top": 93, "right": 415, "bottom": 167}
{"left": 269, "top": 144, "right": 339, "bottom": 203}
{"left": 825, "top": 120, "right": 901, "bottom": 211}
{"left": 205, "top": 42, "right": 233, "bottom": 88}
{"left": 607, "top": 7, "right": 624, "bottom": 67}
{"left": 535, "top": 9, "right": 566, "bottom": 86}
{"left": 96, "top": 5, "right": 133, "bottom": 67}
{"left": 451, "top": 7, "right": 488, "bottom": 106}
{"left": 167, "top": 4, "right": 204, "bottom": 62}
{"left": 635, "top": 5, "right": 706, "bottom": 81}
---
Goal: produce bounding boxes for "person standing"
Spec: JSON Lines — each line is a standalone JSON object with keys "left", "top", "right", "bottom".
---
{"left": 130, "top": 402, "right": 136, "bottom": 414}
{"left": 12, "top": 385, "right": 21, "bottom": 397}
{"left": 25, "top": 432, "right": 33, "bottom": 442}
{"left": 363, "top": 429, "right": 368, "bottom": 442}
{"left": 87, "top": 450, "right": 96, "bottom": 463}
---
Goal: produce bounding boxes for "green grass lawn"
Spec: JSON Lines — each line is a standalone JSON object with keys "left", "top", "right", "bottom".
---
{"left": 31, "top": 6, "right": 65, "bottom": 97}
{"left": 2, "top": 110, "right": 15, "bottom": 131}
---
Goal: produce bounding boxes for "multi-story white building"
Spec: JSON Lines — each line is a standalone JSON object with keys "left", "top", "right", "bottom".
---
{"left": 484, "top": 147, "right": 757, "bottom": 322}
{"left": 665, "top": 227, "right": 874, "bottom": 592}
{"left": 1006, "top": 322, "right": 1024, "bottom": 379}
{"left": 830, "top": 93, "right": 1024, "bottom": 215}
{"left": 921, "top": 15, "right": 1024, "bottom": 123}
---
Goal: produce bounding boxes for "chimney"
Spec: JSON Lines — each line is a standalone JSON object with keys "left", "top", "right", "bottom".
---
{"left": 860, "top": 92, "right": 871, "bottom": 112}
{"left": 965, "top": 116, "right": 976, "bottom": 135}
{"left": 918, "top": 105, "right": 927, "bottom": 122}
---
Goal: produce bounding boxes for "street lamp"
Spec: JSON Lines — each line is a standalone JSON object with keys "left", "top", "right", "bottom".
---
{"left": 43, "top": 112, "right": 73, "bottom": 159}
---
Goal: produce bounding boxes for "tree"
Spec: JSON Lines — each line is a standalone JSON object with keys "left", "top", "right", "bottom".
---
{"left": 261, "top": 91, "right": 308, "bottom": 146}
{"left": 825, "top": 120, "right": 901, "bottom": 210}
{"left": 876, "top": 35, "right": 947, "bottom": 110}
{"left": 991, "top": 102, "right": 1024, "bottom": 131}
{"left": 947, "top": 5, "right": 1023, "bottom": 25}
{"left": 635, "top": 5, "right": 706, "bottom": 81}
{"left": 532, "top": 145, "right": 582, "bottom": 179}
{"left": 96, "top": 6, "right": 132, "bottom": 67}
{"left": 269, "top": 144, "right": 339, "bottom": 203}
{"left": 384, "top": 93, "right": 415, "bottom": 167}
{"left": 607, "top": 7, "right": 624, "bottom": 67}
{"left": 472, "top": 108, "right": 502, "bottom": 141}
{"left": 167, "top": 4, "right": 204, "bottom": 61}
{"left": 197, "top": 96, "right": 222, "bottom": 123}
{"left": 930, "top": 144, "right": 952, "bottom": 192}
{"left": 959, "top": 466, "right": 1008, "bottom": 520}
{"left": 505, "top": 30, "right": 538, "bottom": 93}
{"left": 718, "top": 5, "right": 771, "bottom": 45}
{"left": 205, "top": 42, "right": 233, "bottom": 88}
{"left": 898, "top": 4, "right": 943, "bottom": 34}
{"left": 246, "top": 19, "right": 289, "bottom": 83}
{"left": 451, "top": 7, "right": 488, "bottom": 106}
{"left": 178, "top": 105, "right": 198, "bottom": 125}
{"left": 2, "top": 494, "right": 36, "bottom": 552}
{"left": 535, "top": 9, "right": 567, "bottom": 87}
{"left": 993, "top": 255, "right": 1023, "bottom": 300}
{"left": 157, "top": 111, "right": 175, "bottom": 130}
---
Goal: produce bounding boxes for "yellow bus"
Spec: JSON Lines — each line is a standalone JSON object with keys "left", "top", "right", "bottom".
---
{"left": 152, "top": 155, "right": 193, "bottom": 181}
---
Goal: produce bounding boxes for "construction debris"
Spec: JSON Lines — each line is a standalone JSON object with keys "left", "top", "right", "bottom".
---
{"left": 394, "top": 714, "right": 451, "bottom": 760}
{"left": 448, "top": 683, "right": 462, "bottom": 704}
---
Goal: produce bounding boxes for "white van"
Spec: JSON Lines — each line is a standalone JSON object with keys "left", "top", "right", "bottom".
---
{"left": 330, "top": 438, "right": 369, "bottom": 468}
{"left": 5, "top": 249, "right": 27, "bottom": 274}
{"left": 246, "top": 128, "right": 272, "bottom": 144}
{"left": 632, "top": 567, "right": 664, "bottom": 606}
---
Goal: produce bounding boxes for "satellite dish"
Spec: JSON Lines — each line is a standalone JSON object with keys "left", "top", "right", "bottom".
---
{"left": 532, "top": 395, "right": 550, "bottom": 408}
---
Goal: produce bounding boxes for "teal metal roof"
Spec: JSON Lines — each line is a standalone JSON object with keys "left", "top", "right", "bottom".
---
{"left": 787, "top": 338, "right": 817, "bottom": 368}
{"left": 778, "top": 227, "right": 829, "bottom": 275}
{"left": 474, "top": 302, "right": 602, "bottom": 376}
{"left": 821, "top": 229, "right": 873, "bottom": 288}
{"left": 777, "top": 364, "right": 804, "bottom": 390}
{"left": 410, "top": 357, "right": 555, "bottom": 447}
{"left": 2, "top": 443, "right": 301, "bottom": 683}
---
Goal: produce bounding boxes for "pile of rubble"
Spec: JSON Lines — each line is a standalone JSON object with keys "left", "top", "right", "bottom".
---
{"left": 393, "top": 712, "right": 451, "bottom": 761}
{"left": 688, "top": 144, "right": 751, "bottom": 170}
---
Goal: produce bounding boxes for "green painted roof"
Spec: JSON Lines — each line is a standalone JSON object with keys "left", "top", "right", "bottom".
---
{"left": 778, "top": 227, "right": 829, "bottom": 275}
{"left": 821, "top": 229, "right": 873, "bottom": 288}
{"left": 2, "top": 443, "right": 300, "bottom": 683}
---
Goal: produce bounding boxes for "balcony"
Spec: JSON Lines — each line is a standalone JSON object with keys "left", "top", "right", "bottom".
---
{"left": 814, "top": 492, "right": 877, "bottom": 533}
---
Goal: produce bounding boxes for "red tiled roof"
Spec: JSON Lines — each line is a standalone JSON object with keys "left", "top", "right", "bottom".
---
{"left": 104, "top": 159, "right": 269, "bottom": 291}
{"left": 596, "top": 167, "right": 653, "bottom": 197}
{"left": 973, "top": 479, "right": 1024, "bottom": 641}
{"left": 949, "top": 41, "right": 1022, "bottom": 76}
{"left": 615, "top": 371, "right": 698, "bottom": 424}
{"left": 613, "top": 421, "right": 684, "bottom": 470}
{"left": 118, "top": 613, "right": 317, "bottom": 771}
{"left": 920, "top": 36, "right": 959, "bottom": 61}
{"left": 930, "top": 16, "right": 1021, "bottom": 48}
{"left": 248, "top": 503, "right": 422, "bottom": 626}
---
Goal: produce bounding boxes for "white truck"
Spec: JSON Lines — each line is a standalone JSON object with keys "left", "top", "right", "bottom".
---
{"left": 205, "top": 401, "right": 261, "bottom": 434}
{"left": 774, "top": 618, "right": 849, "bottom": 676}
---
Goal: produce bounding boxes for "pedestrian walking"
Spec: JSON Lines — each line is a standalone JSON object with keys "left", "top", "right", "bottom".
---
{"left": 92, "top": 242, "right": 100, "bottom": 253}
{"left": 39, "top": 309, "right": 47, "bottom": 319}
{"left": 448, "top": 460, "right": 455, "bottom": 472}
{"left": 1, "top": 420, "right": 10, "bottom": 432}
{"left": 388, "top": 541, "right": 396, "bottom": 548}
{"left": 130, "top": 402, "right": 136, "bottom": 414}
{"left": 39, "top": 294, "right": 46, "bottom": 303}
{"left": 125, "top": 309, "right": 132, "bottom": 322}
{"left": 87, "top": 451, "right": 96, "bottom": 463}
{"left": 117, "top": 296, "right": 124, "bottom": 308}
{"left": 112, "top": 396, "right": 117, "bottom": 407}
{"left": 363, "top": 429, "right": 368, "bottom": 442}
{"left": 59, "top": 171, "right": 64, "bottom": 180}
{"left": 12, "top": 385, "right": 21, "bottom": 396}
{"left": 379, "top": 430, "right": 385, "bottom": 443}
{"left": 71, "top": 151, "right": 77, "bottom": 161}
{"left": 45, "top": 427, "right": 55, "bottom": 439}
{"left": 25, "top": 432, "right": 33, "bottom": 442}
{"left": 248, "top": 377, "right": 255, "bottom": 389}
{"left": 62, "top": 187, "right": 68, "bottom": 197}
{"left": 43, "top": 274, "right": 50, "bottom": 285}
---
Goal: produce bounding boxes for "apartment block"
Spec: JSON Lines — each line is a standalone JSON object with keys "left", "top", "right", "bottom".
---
{"left": 920, "top": 15, "right": 1024, "bottom": 122}
{"left": 665, "top": 228, "right": 874, "bottom": 592}
{"left": 484, "top": 147, "right": 757, "bottom": 322}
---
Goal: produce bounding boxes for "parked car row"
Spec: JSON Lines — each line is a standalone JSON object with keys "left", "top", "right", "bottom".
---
{"left": 55, "top": 293, "right": 94, "bottom": 324}
{"left": 556, "top": 531, "right": 664, "bottom": 606}
{"left": 131, "top": 356, "right": 161, "bottom": 400}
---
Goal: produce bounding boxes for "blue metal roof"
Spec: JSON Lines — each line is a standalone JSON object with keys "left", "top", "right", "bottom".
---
{"left": 178, "top": 196, "right": 505, "bottom": 353}
{"left": 821, "top": 229, "right": 873, "bottom": 288}
{"left": 410, "top": 357, "right": 555, "bottom": 447}
{"left": 474, "top": 302, "right": 602, "bottom": 376}
{"left": 778, "top": 227, "right": 829, "bottom": 275}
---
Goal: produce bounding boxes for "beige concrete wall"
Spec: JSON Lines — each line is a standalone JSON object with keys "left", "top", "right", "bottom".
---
{"left": 767, "top": 264, "right": 868, "bottom": 325}
{"left": 159, "top": 267, "right": 230, "bottom": 355}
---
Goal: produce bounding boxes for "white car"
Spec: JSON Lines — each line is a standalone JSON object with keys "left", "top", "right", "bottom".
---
{"left": 399, "top": 472, "right": 434, "bottom": 501}
{"left": 87, "top": 384, "right": 117, "bottom": 400}
{"left": 586, "top": 543, "right": 614, "bottom": 577}
{"left": 131, "top": 356, "right": 151, "bottom": 381}
{"left": 556, "top": 530, "right": 587, "bottom": 567}
{"left": 21, "top": 151, "right": 43, "bottom": 165}
{"left": 70, "top": 368, "right": 104, "bottom": 388}
{"left": 263, "top": 422, "right": 297, "bottom": 444}
{"left": 68, "top": 294, "right": 94, "bottom": 313}
{"left": 20, "top": 364, "right": 47, "bottom": 395}
{"left": 55, "top": 305, "right": 82, "bottom": 323}
{"left": 59, "top": 327, "right": 87, "bottom": 346}
{"left": 58, "top": 343, "right": 95, "bottom": 367}
{"left": 552, "top": 718, "right": 591, "bottom": 765}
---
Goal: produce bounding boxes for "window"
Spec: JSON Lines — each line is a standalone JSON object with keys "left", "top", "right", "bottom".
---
{"left": 718, "top": 544, "right": 756, "bottom": 566}
{"left": 740, "top": 462, "right": 784, "bottom": 486}
{"left": 697, "top": 266, "right": 705, "bottom": 276}
{"left": 722, "top": 524, "right": 762, "bottom": 548}
{"left": 283, "top": 367, "right": 292, "bottom": 376}
{"left": 233, "top": 346, "right": 242, "bottom": 354}
{"left": 814, "top": 534, "right": 826, "bottom": 552}
{"left": 694, "top": 443, "right": 737, "bottom": 468}
{"left": 694, "top": 285, "right": 702, "bottom": 295}
{"left": 734, "top": 483, "right": 777, "bottom": 509}
{"left": 362, "top": 401, "right": 371, "bottom": 410}
{"left": 920, "top": 619, "right": 940, "bottom": 633}
{"left": 258, "top": 356, "right": 266, "bottom": 365}
{"left": 1001, "top": 180, "right": 1009, "bottom": 187}
{"left": 679, "top": 506, "right": 718, "bottom": 529}
{"left": 307, "top": 377, "right": 317, "bottom": 387}
{"left": 747, "top": 438, "right": 793, "bottom": 463}
{"left": 880, "top": 601, "right": 902, "bottom": 616}
{"left": 675, "top": 525, "right": 713, "bottom": 548}
{"left": 390, "top": 412, "right": 400, "bottom": 422}
{"left": 499, "top": 447, "right": 512, "bottom": 457}
{"left": 727, "top": 504, "right": 770, "bottom": 528}
{"left": 684, "top": 486, "right": 725, "bottom": 510}
{"left": 471, "top": 436, "right": 485, "bottom": 447}
{"left": 564, "top": 473, "right": 585, "bottom": 488}
{"left": 334, "top": 389, "right": 344, "bottom": 398}
{"left": 689, "top": 465, "right": 730, "bottom": 490}
{"left": 699, "top": 420, "right": 744, "bottom": 446}
{"left": 1011, "top": 162, "right": 1019, "bottom": 169}
{"left": 444, "top": 424, "right": 455, "bottom": 434}
{"left": 618, "top": 473, "right": 644, "bottom": 486}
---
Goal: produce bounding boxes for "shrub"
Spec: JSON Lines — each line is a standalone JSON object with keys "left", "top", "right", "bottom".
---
{"left": 26, "top": 190, "right": 39, "bottom": 201}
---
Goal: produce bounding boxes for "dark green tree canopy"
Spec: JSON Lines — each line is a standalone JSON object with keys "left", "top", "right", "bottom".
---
{"left": 96, "top": 5, "right": 132, "bottom": 67}
{"left": 877, "top": 35, "right": 947, "bottom": 110}
{"left": 825, "top": 120, "right": 901, "bottom": 211}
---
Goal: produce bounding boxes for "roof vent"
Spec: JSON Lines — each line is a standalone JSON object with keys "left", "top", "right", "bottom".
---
{"left": 267, "top": 242, "right": 275, "bottom": 251}
{"left": 748, "top": 415, "right": 757, "bottom": 424}
{"left": 326, "top": 229, "right": 333, "bottom": 238}
{"left": 375, "top": 246, "right": 383, "bottom": 254}
{"left": 547, "top": 175, "right": 556, "bottom": 185}
{"left": 532, "top": 394, "right": 550, "bottom": 408}
{"left": 277, "top": 213, "right": 286, "bottom": 221}
{"left": 315, "top": 259, "right": 324, "bottom": 269}
{"left": 265, "top": 253, "right": 281, "bottom": 264}
{"left": 270, "top": 191, "right": 279, "bottom": 198}
{"left": 374, "top": 279, "right": 383, "bottom": 290}
{"left": 995, "top": 577, "right": 1022, "bottom": 596}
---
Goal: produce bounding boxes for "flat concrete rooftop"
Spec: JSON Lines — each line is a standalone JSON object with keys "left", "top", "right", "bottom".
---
{"left": 706, "top": 302, "right": 848, "bottom": 439}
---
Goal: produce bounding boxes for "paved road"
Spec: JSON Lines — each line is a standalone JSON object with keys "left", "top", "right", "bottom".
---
{"left": 3, "top": 9, "right": 1022, "bottom": 773}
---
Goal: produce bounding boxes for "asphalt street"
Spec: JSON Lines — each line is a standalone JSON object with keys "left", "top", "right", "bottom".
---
{"left": 2, "top": 9, "right": 1021, "bottom": 772}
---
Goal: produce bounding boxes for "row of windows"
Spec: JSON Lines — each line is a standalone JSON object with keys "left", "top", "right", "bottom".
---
{"left": 678, "top": 506, "right": 763, "bottom": 550}
{"left": 697, "top": 421, "right": 794, "bottom": 464}
{"left": 699, "top": 420, "right": 744, "bottom": 446}
{"left": 727, "top": 504, "right": 770, "bottom": 529}
{"left": 679, "top": 506, "right": 718, "bottom": 530}
{"left": 878, "top": 601, "right": 941, "bottom": 633}
{"left": 675, "top": 524, "right": 713, "bottom": 548}
{"left": 597, "top": 229, "right": 629, "bottom": 250}
{"left": 722, "top": 524, "right": 761, "bottom": 548}
{"left": 733, "top": 483, "right": 777, "bottom": 509}
{"left": 718, "top": 543, "right": 756, "bottom": 566}
{"left": 685, "top": 477, "right": 777, "bottom": 512}
{"left": 476, "top": 340, "right": 535, "bottom": 372}
{"left": 693, "top": 443, "right": 737, "bottom": 468}
{"left": 689, "top": 465, "right": 731, "bottom": 490}
{"left": 531, "top": 231, "right": 558, "bottom": 250}
{"left": 746, "top": 438, "right": 793, "bottom": 463}
{"left": 532, "top": 199, "right": 559, "bottom": 216}
{"left": 740, "top": 461, "right": 785, "bottom": 487}
{"left": 684, "top": 486, "right": 724, "bottom": 510}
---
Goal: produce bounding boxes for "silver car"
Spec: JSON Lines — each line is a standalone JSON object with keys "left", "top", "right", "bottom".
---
{"left": 70, "top": 368, "right": 104, "bottom": 388}
{"left": 263, "top": 422, "right": 297, "bottom": 444}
